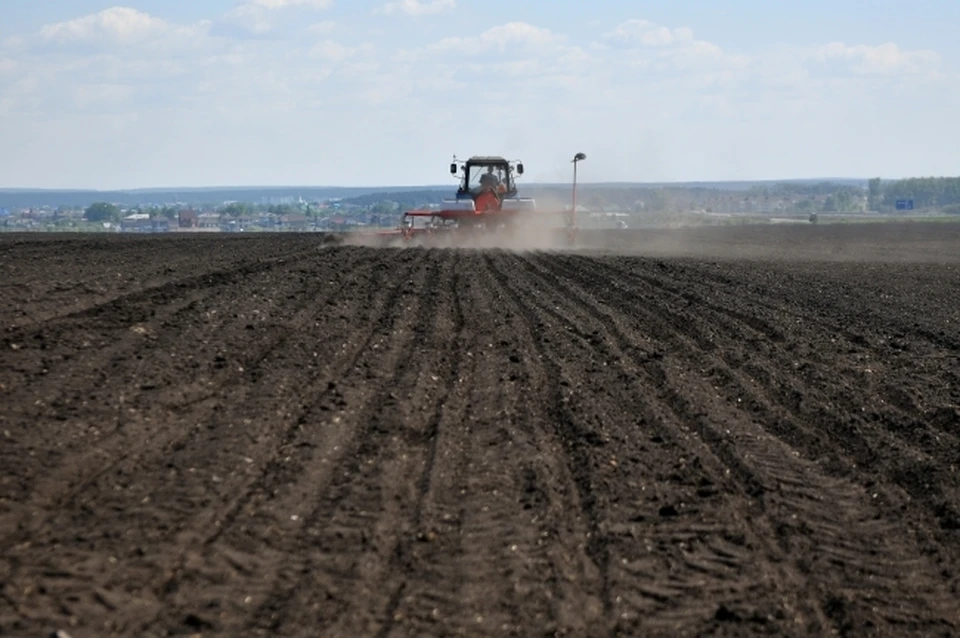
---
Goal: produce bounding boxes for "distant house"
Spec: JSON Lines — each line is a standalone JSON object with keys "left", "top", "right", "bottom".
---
{"left": 278, "top": 214, "right": 309, "bottom": 230}
{"left": 121, "top": 213, "right": 149, "bottom": 232}
{"left": 197, "top": 213, "right": 221, "bottom": 229}
{"left": 121, "top": 215, "right": 169, "bottom": 233}
{"left": 179, "top": 210, "right": 198, "bottom": 228}
{"left": 220, "top": 215, "right": 257, "bottom": 232}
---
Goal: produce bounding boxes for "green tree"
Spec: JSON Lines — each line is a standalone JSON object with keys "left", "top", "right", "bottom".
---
{"left": 85, "top": 202, "right": 120, "bottom": 222}
{"left": 371, "top": 201, "right": 399, "bottom": 215}
{"left": 834, "top": 190, "right": 851, "bottom": 212}
{"left": 867, "top": 178, "right": 882, "bottom": 210}
{"left": 222, "top": 202, "right": 252, "bottom": 217}
{"left": 880, "top": 177, "right": 960, "bottom": 210}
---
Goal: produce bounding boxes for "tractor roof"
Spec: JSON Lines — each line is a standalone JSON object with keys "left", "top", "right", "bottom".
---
{"left": 466, "top": 156, "right": 509, "bottom": 165}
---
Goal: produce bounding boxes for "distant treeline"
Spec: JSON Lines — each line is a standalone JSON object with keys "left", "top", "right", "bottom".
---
{"left": 748, "top": 182, "right": 861, "bottom": 197}
{"left": 340, "top": 189, "right": 448, "bottom": 209}
{"left": 871, "top": 177, "right": 960, "bottom": 210}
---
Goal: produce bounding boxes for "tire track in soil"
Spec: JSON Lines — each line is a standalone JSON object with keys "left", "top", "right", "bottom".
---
{"left": 502, "top": 255, "right": 908, "bottom": 636}
{"left": 534, "top": 252, "right": 959, "bottom": 633}
{"left": 618, "top": 256, "right": 960, "bottom": 593}
{"left": 592, "top": 255, "right": 953, "bottom": 427}
{"left": 646, "top": 257, "right": 960, "bottom": 354}
{"left": 235, "top": 250, "right": 454, "bottom": 637}
{"left": 594, "top": 255, "right": 959, "bottom": 439}
{"left": 491, "top": 252, "right": 803, "bottom": 634}
{"left": 582, "top": 256, "right": 960, "bottom": 549}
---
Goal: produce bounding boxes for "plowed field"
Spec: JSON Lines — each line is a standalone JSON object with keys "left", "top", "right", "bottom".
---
{"left": 2, "top": 223, "right": 960, "bottom": 637}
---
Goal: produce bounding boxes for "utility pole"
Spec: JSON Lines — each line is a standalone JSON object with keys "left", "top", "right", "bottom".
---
{"left": 570, "top": 152, "right": 586, "bottom": 246}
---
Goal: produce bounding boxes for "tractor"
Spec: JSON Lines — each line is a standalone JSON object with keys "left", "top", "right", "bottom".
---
{"left": 375, "top": 155, "right": 577, "bottom": 247}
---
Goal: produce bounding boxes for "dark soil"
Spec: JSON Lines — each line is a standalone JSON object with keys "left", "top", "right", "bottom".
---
{"left": 2, "top": 224, "right": 960, "bottom": 637}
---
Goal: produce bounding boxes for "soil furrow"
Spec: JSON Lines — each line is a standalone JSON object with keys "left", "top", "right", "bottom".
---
{"left": 2, "top": 247, "right": 423, "bottom": 635}
{"left": 131, "top": 248, "right": 430, "bottom": 635}
{"left": 239, "top": 249, "right": 450, "bottom": 636}
{"left": 3, "top": 241, "right": 316, "bottom": 331}
{"left": 482, "top": 251, "right": 614, "bottom": 632}
{"left": 536, "top": 252, "right": 960, "bottom": 632}
{"left": 373, "top": 255, "right": 468, "bottom": 638}
{"left": 0, "top": 247, "right": 368, "bottom": 541}
{"left": 501, "top": 252, "right": 816, "bottom": 633}
{"left": 386, "top": 251, "right": 609, "bottom": 636}
{"left": 576, "top": 255, "right": 960, "bottom": 555}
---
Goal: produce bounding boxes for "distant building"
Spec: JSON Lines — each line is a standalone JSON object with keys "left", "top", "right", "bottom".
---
{"left": 278, "top": 214, "right": 309, "bottom": 230}
{"left": 179, "top": 209, "right": 198, "bottom": 228}
{"left": 197, "top": 213, "right": 221, "bottom": 229}
{"left": 121, "top": 216, "right": 169, "bottom": 233}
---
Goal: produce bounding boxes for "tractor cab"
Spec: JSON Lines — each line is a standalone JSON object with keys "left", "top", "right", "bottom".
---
{"left": 452, "top": 156, "right": 523, "bottom": 202}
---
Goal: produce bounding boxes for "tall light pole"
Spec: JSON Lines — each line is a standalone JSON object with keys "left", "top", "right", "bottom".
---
{"left": 570, "top": 152, "right": 586, "bottom": 243}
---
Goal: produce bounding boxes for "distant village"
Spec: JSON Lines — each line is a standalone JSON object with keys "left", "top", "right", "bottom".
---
{"left": 0, "top": 195, "right": 396, "bottom": 233}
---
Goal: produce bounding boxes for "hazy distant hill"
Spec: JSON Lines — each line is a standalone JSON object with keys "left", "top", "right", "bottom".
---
{"left": 0, "top": 186, "right": 451, "bottom": 209}
{"left": 0, "top": 179, "right": 868, "bottom": 209}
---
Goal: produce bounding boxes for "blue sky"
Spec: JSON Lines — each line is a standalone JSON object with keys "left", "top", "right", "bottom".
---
{"left": 1, "top": 0, "right": 958, "bottom": 189}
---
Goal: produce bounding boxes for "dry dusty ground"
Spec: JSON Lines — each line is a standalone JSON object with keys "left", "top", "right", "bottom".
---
{"left": 1, "top": 223, "right": 960, "bottom": 637}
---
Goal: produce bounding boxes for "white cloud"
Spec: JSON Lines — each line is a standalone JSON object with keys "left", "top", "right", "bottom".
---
{"left": 378, "top": 0, "right": 455, "bottom": 16}
{"left": 661, "top": 40, "right": 750, "bottom": 73}
{"left": 226, "top": 0, "right": 333, "bottom": 34}
{"left": 603, "top": 19, "right": 748, "bottom": 76}
{"left": 432, "top": 22, "right": 562, "bottom": 55}
{"left": 606, "top": 19, "right": 693, "bottom": 47}
{"left": 814, "top": 42, "right": 940, "bottom": 75}
{"left": 39, "top": 7, "right": 205, "bottom": 45}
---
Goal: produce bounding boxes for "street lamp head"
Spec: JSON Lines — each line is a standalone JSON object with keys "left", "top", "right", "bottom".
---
{"left": 573, "top": 152, "right": 587, "bottom": 162}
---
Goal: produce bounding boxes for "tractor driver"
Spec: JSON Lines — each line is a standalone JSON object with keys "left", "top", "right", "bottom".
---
{"left": 478, "top": 166, "right": 507, "bottom": 194}
{"left": 474, "top": 168, "right": 501, "bottom": 212}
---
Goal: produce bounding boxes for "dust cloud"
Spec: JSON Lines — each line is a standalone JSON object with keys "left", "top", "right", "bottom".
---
{"left": 337, "top": 207, "right": 960, "bottom": 262}
{"left": 338, "top": 197, "right": 576, "bottom": 253}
